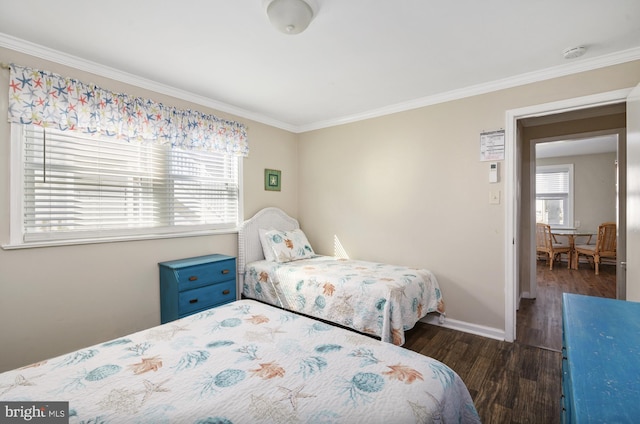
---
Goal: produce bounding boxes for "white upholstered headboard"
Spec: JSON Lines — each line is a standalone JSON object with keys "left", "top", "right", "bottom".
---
{"left": 238, "top": 207, "right": 300, "bottom": 288}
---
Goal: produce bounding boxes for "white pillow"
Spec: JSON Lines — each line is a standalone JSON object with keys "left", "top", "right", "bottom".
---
{"left": 258, "top": 228, "right": 277, "bottom": 262}
{"left": 263, "top": 228, "right": 315, "bottom": 263}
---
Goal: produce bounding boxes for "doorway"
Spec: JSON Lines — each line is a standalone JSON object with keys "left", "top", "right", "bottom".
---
{"left": 527, "top": 125, "right": 623, "bottom": 297}
{"left": 519, "top": 129, "right": 622, "bottom": 350}
{"left": 503, "top": 88, "right": 631, "bottom": 343}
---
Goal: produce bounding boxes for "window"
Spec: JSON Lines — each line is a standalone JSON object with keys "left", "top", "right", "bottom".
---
{"left": 535, "top": 164, "right": 573, "bottom": 228}
{"left": 9, "top": 124, "right": 241, "bottom": 246}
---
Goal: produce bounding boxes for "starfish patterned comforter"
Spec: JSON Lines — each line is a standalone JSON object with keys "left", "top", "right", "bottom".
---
{"left": 0, "top": 300, "right": 478, "bottom": 424}
{"left": 242, "top": 256, "right": 445, "bottom": 346}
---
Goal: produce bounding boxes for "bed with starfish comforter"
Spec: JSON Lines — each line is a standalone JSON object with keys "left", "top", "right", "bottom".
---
{"left": 242, "top": 256, "right": 445, "bottom": 346}
{"left": 238, "top": 208, "right": 445, "bottom": 346}
{"left": 0, "top": 300, "right": 479, "bottom": 423}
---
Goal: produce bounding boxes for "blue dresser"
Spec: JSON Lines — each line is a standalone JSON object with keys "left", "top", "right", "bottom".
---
{"left": 159, "top": 254, "right": 236, "bottom": 323}
{"left": 562, "top": 293, "right": 640, "bottom": 423}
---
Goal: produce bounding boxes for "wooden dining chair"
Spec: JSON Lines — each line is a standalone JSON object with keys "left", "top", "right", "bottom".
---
{"left": 574, "top": 221, "right": 616, "bottom": 275}
{"left": 536, "top": 223, "right": 571, "bottom": 270}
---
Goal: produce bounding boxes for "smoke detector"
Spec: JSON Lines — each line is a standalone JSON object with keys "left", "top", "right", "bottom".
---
{"left": 563, "top": 46, "right": 587, "bottom": 59}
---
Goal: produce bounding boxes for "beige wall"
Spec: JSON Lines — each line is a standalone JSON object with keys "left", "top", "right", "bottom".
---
{"left": 0, "top": 47, "right": 298, "bottom": 371}
{"left": 537, "top": 152, "right": 617, "bottom": 232}
{"left": 297, "top": 60, "right": 640, "bottom": 333}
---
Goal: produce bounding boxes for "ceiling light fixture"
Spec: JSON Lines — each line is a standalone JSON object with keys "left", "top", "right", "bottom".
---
{"left": 266, "top": 0, "right": 314, "bottom": 35}
{"left": 563, "top": 46, "right": 587, "bottom": 59}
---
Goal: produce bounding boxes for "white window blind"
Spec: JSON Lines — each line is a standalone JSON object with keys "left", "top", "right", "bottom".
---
{"left": 19, "top": 125, "right": 239, "bottom": 243}
{"left": 536, "top": 171, "right": 569, "bottom": 194}
{"left": 535, "top": 164, "right": 573, "bottom": 228}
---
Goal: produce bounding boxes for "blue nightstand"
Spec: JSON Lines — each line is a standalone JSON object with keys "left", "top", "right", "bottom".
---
{"left": 159, "top": 254, "right": 236, "bottom": 323}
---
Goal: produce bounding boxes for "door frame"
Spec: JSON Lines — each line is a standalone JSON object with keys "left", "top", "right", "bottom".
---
{"left": 504, "top": 88, "right": 632, "bottom": 342}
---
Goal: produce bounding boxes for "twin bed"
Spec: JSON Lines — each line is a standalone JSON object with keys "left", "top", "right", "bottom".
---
{"left": 0, "top": 208, "right": 478, "bottom": 423}
{"left": 238, "top": 207, "right": 445, "bottom": 346}
{"left": 0, "top": 300, "right": 479, "bottom": 423}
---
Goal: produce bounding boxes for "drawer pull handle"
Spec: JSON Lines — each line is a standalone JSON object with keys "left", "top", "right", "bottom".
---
{"left": 189, "top": 299, "right": 198, "bottom": 304}
{"left": 222, "top": 289, "right": 230, "bottom": 295}
{"left": 188, "top": 276, "right": 198, "bottom": 281}
{"left": 221, "top": 269, "right": 230, "bottom": 275}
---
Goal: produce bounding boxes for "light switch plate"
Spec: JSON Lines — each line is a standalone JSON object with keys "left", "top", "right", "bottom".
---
{"left": 489, "top": 190, "right": 500, "bottom": 204}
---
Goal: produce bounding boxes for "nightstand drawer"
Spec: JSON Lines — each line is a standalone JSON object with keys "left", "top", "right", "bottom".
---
{"left": 175, "top": 259, "right": 236, "bottom": 290}
{"left": 178, "top": 280, "right": 236, "bottom": 316}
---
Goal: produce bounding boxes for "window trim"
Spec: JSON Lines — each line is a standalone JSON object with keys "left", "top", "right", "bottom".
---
{"left": 4, "top": 124, "right": 243, "bottom": 250}
{"left": 535, "top": 163, "right": 574, "bottom": 229}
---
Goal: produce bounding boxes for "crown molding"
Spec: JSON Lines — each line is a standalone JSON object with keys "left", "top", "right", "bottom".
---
{"left": 2, "top": 32, "right": 639, "bottom": 134}
{"left": 297, "top": 46, "right": 640, "bottom": 133}
{"left": 0, "top": 32, "right": 298, "bottom": 133}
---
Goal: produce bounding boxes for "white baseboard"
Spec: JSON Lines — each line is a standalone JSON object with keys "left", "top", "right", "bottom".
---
{"left": 419, "top": 314, "right": 505, "bottom": 341}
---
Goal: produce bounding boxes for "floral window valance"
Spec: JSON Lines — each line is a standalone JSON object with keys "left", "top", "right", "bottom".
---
{"left": 7, "top": 64, "right": 249, "bottom": 156}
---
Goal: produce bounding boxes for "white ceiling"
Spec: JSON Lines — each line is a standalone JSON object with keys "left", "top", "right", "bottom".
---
{"left": 1, "top": 0, "right": 639, "bottom": 133}
{"left": 536, "top": 135, "right": 618, "bottom": 158}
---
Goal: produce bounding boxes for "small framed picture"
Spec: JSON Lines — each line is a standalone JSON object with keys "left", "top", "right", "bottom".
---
{"left": 264, "top": 169, "right": 281, "bottom": 191}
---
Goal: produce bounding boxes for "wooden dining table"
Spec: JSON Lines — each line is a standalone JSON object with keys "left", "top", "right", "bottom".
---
{"left": 551, "top": 229, "right": 595, "bottom": 269}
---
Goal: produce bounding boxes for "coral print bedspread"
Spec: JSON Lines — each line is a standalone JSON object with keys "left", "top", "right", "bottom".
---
{"left": 243, "top": 256, "right": 445, "bottom": 346}
{"left": 0, "top": 300, "right": 479, "bottom": 424}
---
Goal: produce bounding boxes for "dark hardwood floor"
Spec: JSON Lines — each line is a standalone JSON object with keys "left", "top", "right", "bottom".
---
{"left": 403, "top": 259, "right": 616, "bottom": 423}
{"left": 517, "top": 259, "right": 616, "bottom": 352}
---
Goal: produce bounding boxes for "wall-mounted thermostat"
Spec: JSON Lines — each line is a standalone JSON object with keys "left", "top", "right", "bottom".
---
{"left": 489, "top": 162, "right": 499, "bottom": 183}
